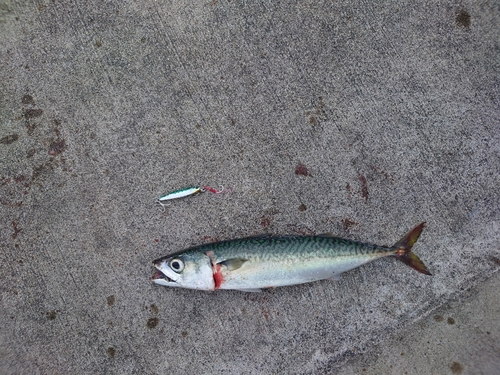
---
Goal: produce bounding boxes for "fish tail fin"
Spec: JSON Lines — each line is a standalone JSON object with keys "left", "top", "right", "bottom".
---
{"left": 393, "top": 222, "right": 431, "bottom": 275}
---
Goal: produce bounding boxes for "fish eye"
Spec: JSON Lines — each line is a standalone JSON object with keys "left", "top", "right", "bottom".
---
{"left": 169, "top": 258, "right": 184, "bottom": 273}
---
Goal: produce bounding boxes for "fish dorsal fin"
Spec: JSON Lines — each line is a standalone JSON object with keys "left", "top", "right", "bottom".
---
{"left": 217, "top": 258, "right": 248, "bottom": 271}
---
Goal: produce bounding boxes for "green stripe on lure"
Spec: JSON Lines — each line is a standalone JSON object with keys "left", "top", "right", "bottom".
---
{"left": 152, "top": 222, "right": 431, "bottom": 292}
{"left": 158, "top": 186, "right": 204, "bottom": 202}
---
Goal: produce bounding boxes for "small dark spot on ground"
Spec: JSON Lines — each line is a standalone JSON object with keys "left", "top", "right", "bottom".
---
{"left": 140, "top": 37, "right": 146, "bottom": 43}
{"left": 346, "top": 183, "right": 351, "bottom": 191}
{"left": 434, "top": 315, "right": 444, "bottom": 322}
{"left": 181, "top": 331, "right": 188, "bottom": 337}
{"left": 342, "top": 218, "right": 358, "bottom": 231}
{"left": 147, "top": 317, "right": 159, "bottom": 329}
{"left": 150, "top": 304, "right": 159, "bottom": 314}
{"left": 95, "top": 40, "right": 102, "bottom": 47}
{"left": 447, "top": 317, "right": 455, "bottom": 325}
{"left": 400, "top": 352, "right": 404, "bottom": 356}
{"left": 309, "top": 116, "right": 318, "bottom": 126}
{"left": 46, "top": 310, "right": 57, "bottom": 320}
{"left": 456, "top": 10, "right": 471, "bottom": 28}
{"left": 195, "top": 123, "right": 201, "bottom": 129}
{"left": 12, "top": 221, "right": 22, "bottom": 239}
{"left": 286, "top": 224, "right": 315, "bottom": 235}
{"left": 359, "top": 174, "right": 368, "bottom": 200}
{"left": 260, "top": 215, "right": 271, "bottom": 227}
{"left": 450, "top": 361, "right": 464, "bottom": 374}
{"left": 1, "top": 134, "right": 19, "bottom": 145}
{"left": 298, "top": 204, "right": 307, "bottom": 212}
{"left": 295, "top": 162, "right": 310, "bottom": 176}
{"left": 21, "top": 94, "right": 35, "bottom": 105}
{"left": 23, "top": 108, "right": 43, "bottom": 118}
{"left": 48, "top": 139, "right": 67, "bottom": 156}
{"left": 26, "top": 149, "right": 36, "bottom": 158}
{"left": 488, "top": 255, "right": 500, "bottom": 266}
{"left": 201, "top": 236, "right": 220, "bottom": 243}
{"left": 107, "top": 347, "right": 115, "bottom": 357}
{"left": 107, "top": 295, "right": 115, "bottom": 306}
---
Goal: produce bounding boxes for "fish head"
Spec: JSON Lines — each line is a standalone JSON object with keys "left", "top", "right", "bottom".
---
{"left": 152, "top": 251, "right": 215, "bottom": 291}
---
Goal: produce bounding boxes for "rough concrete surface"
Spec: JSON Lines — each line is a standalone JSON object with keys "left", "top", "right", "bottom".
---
{"left": 0, "top": 0, "right": 499, "bottom": 374}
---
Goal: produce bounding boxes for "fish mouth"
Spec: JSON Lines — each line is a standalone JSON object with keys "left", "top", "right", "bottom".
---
{"left": 151, "top": 269, "right": 172, "bottom": 282}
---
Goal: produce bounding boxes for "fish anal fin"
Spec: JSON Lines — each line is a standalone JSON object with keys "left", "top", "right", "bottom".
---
{"left": 218, "top": 258, "right": 248, "bottom": 271}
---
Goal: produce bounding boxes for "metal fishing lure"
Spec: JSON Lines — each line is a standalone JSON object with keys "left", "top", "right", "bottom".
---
{"left": 157, "top": 185, "right": 231, "bottom": 208}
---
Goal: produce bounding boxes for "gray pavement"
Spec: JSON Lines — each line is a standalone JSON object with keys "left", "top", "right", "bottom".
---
{"left": 1, "top": 1, "right": 499, "bottom": 374}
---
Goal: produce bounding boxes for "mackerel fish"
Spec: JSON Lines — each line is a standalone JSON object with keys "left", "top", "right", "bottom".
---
{"left": 152, "top": 222, "right": 431, "bottom": 292}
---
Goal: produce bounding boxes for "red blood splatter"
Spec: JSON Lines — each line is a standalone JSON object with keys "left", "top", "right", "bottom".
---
{"left": 359, "top": 174, "right": 368, "bottom": 201}
{"left": 260, "top": 215, "right": 271, "bottom": 227}
{"left": 202, "top": 236, "right": 220, "bottom": 243}
{"left": 342, "top": 218, "right": 359, "bottom": 231}
{"left": 295, "top": 163, "right": 310, "bottom": 176}
{"left": 48, "top": 139, "right": 67, "bottom": 156}
{"left": 154, "top": 238, "right": 159, "bottom": 243}
{"left": 213, "top": 264, "right": 224, "bottom": 289}
{"left": 12, "top": 222, "right": 22, "bottom": 239}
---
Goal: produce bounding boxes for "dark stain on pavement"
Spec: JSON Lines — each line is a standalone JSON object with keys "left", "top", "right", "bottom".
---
{"left": 0, "top": 134, "right": 19, "bottom": 145}
{"left": 295, "top": 162, "right": 310, "bottom": 176}
{"left": 359, "top": 174, "right": 368, "bottom": 201}
{"left": 450, "top": 361, "right": 464, "bottom": 374}
{"left": 12, "top": 221, "right": 22, "bottom": 239}
{"left": 46, "top": 310, "right": 57, "bottom": 320}
{"left": 342, "top": 218, "right": 358, "bottom": 231}
{"left": 21, "top": 94, "right": 35, "bottom": 105}
{"left": 147, "top": 317, "right": 159, "bottom": 329}
{"left": 107, "top": 347, "right": 116, "bottom": 357}
{"left": 447, "top": 317, "right": 455, "bottom": 325}
{"left": 456, "top": 10, "right": 471, "bottom": 28}
{"left": 488, "top": 255, "right": 500, "bottom": 266}
{"left": 260, "top": 215, "right": 271, "bottom": 227}
{"left": 48, "top": 139, "right": 67, "bottom": 156}
{"left": 298, "top": 203, "right": 307, "bottom": 212}
{"left": 24, "top": 108, "right": 43, "bottom": 118}
{"left": 107, "top": 295, "right": 115, "bottom": 306}
{"left": 150, "top": 304, "right": 159, "bottom": 314}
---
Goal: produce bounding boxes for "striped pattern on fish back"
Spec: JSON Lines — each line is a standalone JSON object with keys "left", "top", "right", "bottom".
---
{"left": 188, "top": 236, "right": 394, "bottom": 262}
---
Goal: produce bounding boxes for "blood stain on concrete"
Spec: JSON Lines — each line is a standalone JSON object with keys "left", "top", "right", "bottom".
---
{"left": 0, "top": 134, "right": 19, "bottom": 144}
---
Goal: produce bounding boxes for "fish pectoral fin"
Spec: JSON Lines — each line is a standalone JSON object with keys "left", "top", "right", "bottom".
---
{"left": 217, "top": 258, "right": 248, "bottom": 271}
{"left": 234, "top": 288, "right": 262, "bottom": 293}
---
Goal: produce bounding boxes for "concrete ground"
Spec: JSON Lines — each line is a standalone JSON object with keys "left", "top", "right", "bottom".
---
{"left": 1, "top": 1, "right": 499, "bottom": 374}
